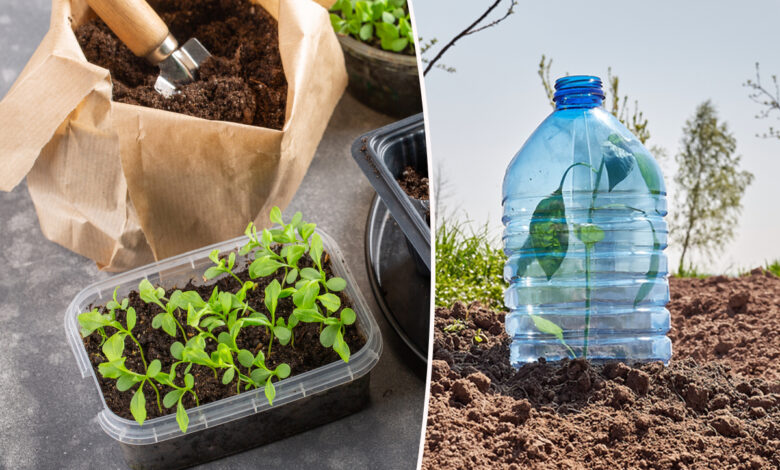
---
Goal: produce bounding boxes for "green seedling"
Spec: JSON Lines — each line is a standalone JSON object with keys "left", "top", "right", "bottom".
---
{"left": 204, "top": 249, "right": 242, "bottom": 284}
{"left": 78, "top": 300, "right": 165, "bottom": 422}
{"left": 292, "top": 307, "right": 356, "bottom": 362}
{"left": 330, "top": 0, "right": 414, "bottom": 53}
{"left": 78, "top": 207, "right": 357, "bottom": 434}
{"left": 443, "top": 319, "right": 465, "bottom": 334}
{"left": 473, "top": 329, "right": 486, "bottom": 344}
{"left": 236, "top": 349, "right": 291, "bottom": 405}
{"left": 159, "top": 370, "right": 199, "bottom": 433}
{"left": 260, "top": 279, "right": 294, "bottom": 354}
{"left": 139, "top": 279, "right": 187, "bottom": 339}
{"left": 516, "top": 133, "right": 663, "bottom": 358}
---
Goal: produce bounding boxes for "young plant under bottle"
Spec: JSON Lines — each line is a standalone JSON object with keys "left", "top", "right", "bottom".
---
{"left": 78, "top": 207, "right": 360, "bottom": 433}
{"left": 518, "top": 134, "right": 662, "bottom": 359}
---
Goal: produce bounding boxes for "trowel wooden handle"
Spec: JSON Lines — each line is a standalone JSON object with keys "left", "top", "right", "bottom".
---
{"left": 86, "top": 0, "right": 171, "bottom": 60}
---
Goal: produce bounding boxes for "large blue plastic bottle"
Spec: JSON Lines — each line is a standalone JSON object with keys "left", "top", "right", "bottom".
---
{"left": 502, "top": 76, "right": 671, "bottom": 365}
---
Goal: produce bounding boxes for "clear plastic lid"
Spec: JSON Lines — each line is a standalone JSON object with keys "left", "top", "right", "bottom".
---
{"left": 64, "top": 230, "right": 382, "bottom": 445}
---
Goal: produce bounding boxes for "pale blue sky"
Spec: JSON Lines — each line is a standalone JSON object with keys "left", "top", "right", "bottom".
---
{"left": 414, "top": 0, "right": 780, "bottom": 274}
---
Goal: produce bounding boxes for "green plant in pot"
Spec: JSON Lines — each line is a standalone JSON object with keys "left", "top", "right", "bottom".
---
{"left": 330, "top": 0, "right": 422, "bottom": 118}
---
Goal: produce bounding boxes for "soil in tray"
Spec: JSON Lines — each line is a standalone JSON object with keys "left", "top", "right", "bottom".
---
{"left": 424, "top": 271, "right": 780, "bottom": 469}
{"left": 75, "top": 0, "right": 287, "bottom": 129}
{"left": 397, "top": 166, "right": 429, "bottom": 201}
{"left": 82, "top": 251, "right": 366, "bottom": 421}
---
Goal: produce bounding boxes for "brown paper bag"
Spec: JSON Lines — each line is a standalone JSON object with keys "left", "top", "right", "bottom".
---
{"left": 0, "top": 0, "right": 346, "bottom": 271}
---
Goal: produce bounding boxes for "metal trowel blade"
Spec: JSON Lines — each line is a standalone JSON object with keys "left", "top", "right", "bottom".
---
{"left": 154, "top": 38, "right": 212, "bottom": 98}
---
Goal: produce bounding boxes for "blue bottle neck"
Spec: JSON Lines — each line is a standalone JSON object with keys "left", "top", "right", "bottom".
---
{"left": 553, "top": 76, "right": 605, "bottom": 110}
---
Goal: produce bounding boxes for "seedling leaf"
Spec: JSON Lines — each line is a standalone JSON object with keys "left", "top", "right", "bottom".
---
{"left": 249, "top": 257, "right": 284, "bottom": 278}
{"left": 203, "top": 266, "right": 222, "bottom": 280}
{"left": 161, "top": 315, "right": 177, "bottom": 338}
{"left": 265, "top": 279, "right": 281, "bottom": 314}
{"left": 269, "top": 206, "right": 283, "bottom": 225}
{"left": 116, "top": 374, "right": 138, "bottom": 392}
{"left": 320, "top": 324, "right": 339, "bottom": 348}
{"left": 273, "top": 326, "right": 292, "bottom": 345}
{"left": 286, "top": 245, "right": 305, "bottom": 266}
{"left": 237, "top": 349, "right": 254, "bottom": 369}
{"left": 275, "top": 363, "right": 291, "bottom": 379}
{"left": 332, "top": 330, "right": 351, "bottom": 363}
{"left": 264, "top": 378, "right": 276, "bottom": 405}
{"left": 310, "top": 234, "right": 323, "bottom": 268}
{"left": 103, "top": 333, "right": 126, "bottom": 362}
{"left": 170, "top": 341, "right": 184, "bottom": 360}
{"left": 634, "top": 227, "right": 661, "bottom": 306}
{"left": 139, "top": 279, "right": 162, "bottom": 304}
{"left": 634, "top": 152, "right": 663, "bottom": 195}
{"left": 126, "top": 308, "right": 136, "bottom": 331}
{"left": 78, "top": 309, "right": 110, "bottom": 336}
{"left": 340, "top": 308, "right": 356, "bottom": 325}
{"left": 602, "top": 137, "right": 635, "bottom": 191}
{"left": 176, "top": 401, "right": 189, "bottom": 433}
{"left": 575, "top": 223, "right": 605, "bottom": 245}
{"left": 529, "top": 190, "right": 569, "bottom": 280}
{"left": 326, "top": 277, "right": 347, "bottom": 292}
{"left": 300, "top": 268, "right": 321, "bottom": 281}
{"left": 293, "top": 308, "right": 325, "bottom": 323}
{"left": 318, "top": 293, "right": 341, "bottom": 312}
{"left": 530, "top": 314, "right": 564, "bottom": 341}
{"left": 130, "top": 387, "right": 147, "bottom": 425}
{"left": 147, "top": 360, "right": 162, "bottom": 377}
{"left": 222, "top": 368, "right": 235, "bottom": 385}
{"left": 164, "top": 389, "right": 183, "bottom": 409}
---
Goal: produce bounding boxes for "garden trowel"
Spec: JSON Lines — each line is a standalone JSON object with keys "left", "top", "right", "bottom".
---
{"left": 86, "top": 0, "right": 212, "bottom": 97}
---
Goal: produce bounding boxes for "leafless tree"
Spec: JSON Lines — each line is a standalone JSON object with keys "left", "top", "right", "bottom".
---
{"left": 422, "top": 0, "right": 518, "bottom": 76}
{"left": 745, "top": 62, "right": 780, "bottom": 139}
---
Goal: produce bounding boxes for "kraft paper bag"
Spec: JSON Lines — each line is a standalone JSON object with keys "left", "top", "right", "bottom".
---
{"left": 0, "top": 0, "right": 346, "bottom": 271}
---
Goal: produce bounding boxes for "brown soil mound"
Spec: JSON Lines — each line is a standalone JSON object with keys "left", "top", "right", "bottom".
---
{"left": 423, "top": 273, "right": 780, "bottom": 469}
{"left": 75, "top": 0, "right": 287, "bottom": 129}
{"left": 669, "top": 269, "right": 780, "bottom": 381}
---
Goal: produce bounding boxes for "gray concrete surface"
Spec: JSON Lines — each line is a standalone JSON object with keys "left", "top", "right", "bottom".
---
{"left": 0, "top": 2, "right": 426, "bottom": 468}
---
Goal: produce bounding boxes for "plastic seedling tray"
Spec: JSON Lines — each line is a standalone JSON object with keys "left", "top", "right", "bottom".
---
{"left": 351, "top": 113, "right": 430, "bottom": 273}
{"left": 65, "top": 231, "right": 382, "bottom": 470}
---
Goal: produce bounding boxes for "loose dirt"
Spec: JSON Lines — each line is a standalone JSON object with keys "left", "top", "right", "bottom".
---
{"left": 76, "top": 0, "right": 287, "bottom": 129}
{"left": 669, "top": 269, "right": 779, "bottom": 381}
{"left": 82, "top": 250, "right": 365, "bottom": 421}
{"left": 423, "top": 272, "right": 780, "bottom": 469}
{"left": 397, "top": 165, "right": 429, "bottom": 200}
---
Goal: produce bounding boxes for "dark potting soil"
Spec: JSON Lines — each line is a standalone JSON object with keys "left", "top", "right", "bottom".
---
{"left": 424, "top": 273, "right": 780, "bottom": 469}
{"left": 75, "top": 0, "right": 287, "bottom": 129}
{"left": 82, "top": 250, "right": 366, "bottom": 422}
{"left": 397, "top": 165, "right": 429, "bottom": 200}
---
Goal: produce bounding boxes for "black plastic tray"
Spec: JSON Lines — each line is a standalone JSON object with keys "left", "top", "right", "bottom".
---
{"left": 365, "top": 195, "right": 430, "bottom": 371}
{"left": 351, "top": 114, "right": 430, "bottom": 272}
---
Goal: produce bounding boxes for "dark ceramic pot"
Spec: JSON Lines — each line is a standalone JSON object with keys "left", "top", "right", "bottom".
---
{"left": 337, "top": 34, "right": 423, "bottom": 118}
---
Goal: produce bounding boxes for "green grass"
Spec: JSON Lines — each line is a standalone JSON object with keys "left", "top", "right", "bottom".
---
{"left": 435, "top": 219, "right": 507, "bottom": 309}
{"left": 764, "top": 260, "right": 780, "bottom": 277}
{"left": 675, "top": 263, "right": 710, "bottom": 278}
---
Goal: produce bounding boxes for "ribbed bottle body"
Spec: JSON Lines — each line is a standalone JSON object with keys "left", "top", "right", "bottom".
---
{"left": 502, "top": 91, "right": 671, "bottom": 366}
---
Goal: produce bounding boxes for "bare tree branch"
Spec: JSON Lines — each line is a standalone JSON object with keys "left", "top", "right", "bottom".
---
{"left": 423, "top": 0, "right": 517, "bottom": 76}
{"left": 744, "top": 62, "right": 780, "bottom": 139}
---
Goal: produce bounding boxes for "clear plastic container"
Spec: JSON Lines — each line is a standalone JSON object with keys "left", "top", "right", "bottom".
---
{"left": 502, "top": 76, "right": 671, "bottom": 366}
{"left": 64, "top": 230, "right": 382, "bottom": 469}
